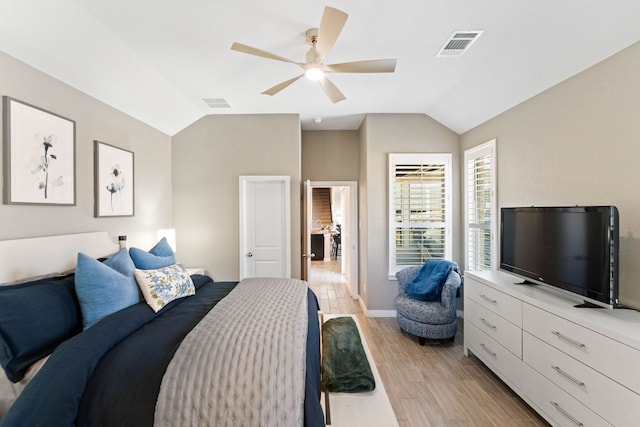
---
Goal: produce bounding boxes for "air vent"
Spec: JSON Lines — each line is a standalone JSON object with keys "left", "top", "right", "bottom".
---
{"left": 201, "top": 97, "right": 231, "bottom": 108}
{"left": 436, "top": 30, "right": 484, "bottom": 57}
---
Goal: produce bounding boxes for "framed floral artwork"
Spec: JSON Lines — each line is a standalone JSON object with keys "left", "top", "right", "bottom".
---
{"left": 94, "top": 140, "right": 134, "bottom": 217}
{"left": 3, "top": 96, "right": 76, "bottom": 205}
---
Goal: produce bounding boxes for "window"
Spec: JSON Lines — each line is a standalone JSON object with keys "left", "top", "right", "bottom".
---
{"left": 464, "top": 140, "right": 496, "bottom": 272}
{"left": 388, "top": 153, "right": 452, "bottom": 278}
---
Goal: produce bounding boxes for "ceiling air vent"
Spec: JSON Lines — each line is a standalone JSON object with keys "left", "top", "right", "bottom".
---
{"left": 201, "top": 97, "right": 231, "bottom": 108}
{"left": 436, "top": 30, "right": 484, "bottom": 57}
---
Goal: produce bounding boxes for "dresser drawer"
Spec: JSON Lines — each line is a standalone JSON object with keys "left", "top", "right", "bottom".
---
{"left": 466, "top": 277, "right": 522, "bottom": 327}
{"left": 523, "top": 364, "right": 612, "bottom": 427}
{"left": 523, "top": 304, "right": 640, "bottom": 394}
{"left": 524, "top": 331, "right": 640, "bottom": 426}
{"left": 466, "top": 298, "right": 522, "bottom": 358}
{"left": 465, "top": 322, "right": 522, "bottom": 392}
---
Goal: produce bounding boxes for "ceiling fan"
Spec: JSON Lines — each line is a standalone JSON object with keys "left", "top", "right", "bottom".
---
{"left": 230, "top": 6, "right": 397, "bottom": 103}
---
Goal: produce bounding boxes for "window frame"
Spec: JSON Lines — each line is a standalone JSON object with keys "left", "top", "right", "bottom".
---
{"left": 388, "top": 153, "right": 452, "bottom": 279}
{"left": 463, "top": 139, "right": 497, "bottom": 272}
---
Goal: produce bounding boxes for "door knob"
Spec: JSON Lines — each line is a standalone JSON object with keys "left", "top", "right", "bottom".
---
{"left": 302, "top": 253, "right": 316, "bottom": 258}
{"left": 247, "top": 252, "right": 253, "bottom": 257}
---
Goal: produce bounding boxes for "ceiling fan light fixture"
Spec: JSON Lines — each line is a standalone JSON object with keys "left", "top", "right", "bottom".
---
{"left": 305, "top": 66, "right": 324, "bottom": 81}
{"left": 230, "top": 7, "right": 395, "bottom": 103}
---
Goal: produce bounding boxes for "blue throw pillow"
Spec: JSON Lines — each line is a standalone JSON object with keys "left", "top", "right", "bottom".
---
{"left": 0, "top": 273, "right": 80, "bottom": 382}
{"left": 129, "top": 237, "right": 176, "bottom": 270}
{"left": 75, "top": 249, "right": 139, "bottom": 330}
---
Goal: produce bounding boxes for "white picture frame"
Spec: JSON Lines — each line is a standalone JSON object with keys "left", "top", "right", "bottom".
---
{"left": 3, "top": 96, "right": 76, "bottom": 205}
{"left": 94, "top": 140, "right": 134, "bottom": 217}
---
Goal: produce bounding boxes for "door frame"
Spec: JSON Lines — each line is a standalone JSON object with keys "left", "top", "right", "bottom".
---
{"left": 308, "top": 180, "right": 359, "bottom": 300}
{"left": 239, "top": 175, "right": 291, "bottom": 279}
{"left": 302, "top": 180, "right": 312, "bottom": 281}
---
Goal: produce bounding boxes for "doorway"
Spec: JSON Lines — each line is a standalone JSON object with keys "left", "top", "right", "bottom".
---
{"left": 307, "top": 181, "right": 358, "bottom": 300}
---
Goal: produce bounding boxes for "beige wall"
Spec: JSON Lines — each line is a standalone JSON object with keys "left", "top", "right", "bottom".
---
{"left": 171, "top": 114, "right": 302, "bottom": 281}
{"left": 301, "top": 130, "right": 359, "bottom": 181}
{"left": 0, "top": 50, "right": 172, "bottom": 249}
{"left": 360, "top": 114, "right": 460, "bottom": 311}
{"left": 461, "top": 41, "right": 640, "bottom": 309}
{"left": 6, "top": 37, "right": 636, "bottom": 313}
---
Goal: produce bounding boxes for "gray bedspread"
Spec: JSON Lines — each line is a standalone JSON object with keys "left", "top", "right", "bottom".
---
{"left": 154, "top": 277, "right": 309, "bottom": 427}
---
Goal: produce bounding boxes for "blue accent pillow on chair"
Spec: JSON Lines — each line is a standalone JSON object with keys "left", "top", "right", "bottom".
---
{"left": 129, "top": 237, "right": 176, "bottom": 270}
{"left": 75, "top": 249, "right": 139, "bottom": 330}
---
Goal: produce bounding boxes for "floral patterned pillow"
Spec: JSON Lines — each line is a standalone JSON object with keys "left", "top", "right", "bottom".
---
{"left": 134, "top": 264, "right": 195, "bottom": 312}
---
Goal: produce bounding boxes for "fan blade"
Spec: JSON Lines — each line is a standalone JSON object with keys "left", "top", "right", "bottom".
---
{"left": 319, "top": 76, "right": 346, "bottom": 103}
{"left": 261, "top": 75, "right": 304, "bottom": 96}
{"left": 315, "top": 7, "right": 348, "bottom": 62}
{"left": 231, "top": 42, "right": 301, "bottom": 66}
{"left": 323, "top": 59, "right": 397, "bottom": 73}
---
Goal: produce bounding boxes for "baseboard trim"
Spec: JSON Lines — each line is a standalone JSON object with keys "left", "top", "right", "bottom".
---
{"left": 358, "top": 299, "right": 397, "bottom": 317}
{"left": 366, "top": 310, "right": 397, "bottom": 317}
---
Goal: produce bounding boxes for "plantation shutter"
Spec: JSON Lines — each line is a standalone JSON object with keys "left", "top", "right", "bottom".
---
{"left": 464, "top": 141, "right": 496, "bottom": 271}
{"left": 389, "top": 153, "right": 452, "bottom": 277}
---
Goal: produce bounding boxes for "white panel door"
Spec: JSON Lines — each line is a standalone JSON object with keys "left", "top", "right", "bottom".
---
{"left": 239, "top": 176, "right": 291, "bottom": 279}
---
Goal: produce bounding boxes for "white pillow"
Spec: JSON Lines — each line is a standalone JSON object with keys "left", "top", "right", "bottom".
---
{"left": 134, "top": 264, "right": 195, "bottom": 312}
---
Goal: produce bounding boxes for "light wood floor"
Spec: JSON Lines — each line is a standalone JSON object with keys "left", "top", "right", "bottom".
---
{"left": 309, "top": 260, "right": 549, "bottom": 427}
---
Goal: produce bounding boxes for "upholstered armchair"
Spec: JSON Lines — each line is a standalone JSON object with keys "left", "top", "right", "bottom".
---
{"left": 395, "top": 263, "right": 462, "bottom": 345}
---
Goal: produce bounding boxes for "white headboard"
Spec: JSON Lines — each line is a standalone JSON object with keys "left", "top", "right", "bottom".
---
{"left": 0, "top": 232, "right": 119, "bottom": 284}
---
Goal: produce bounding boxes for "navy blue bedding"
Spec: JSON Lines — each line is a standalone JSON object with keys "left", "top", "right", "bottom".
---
{"left": 0, "top": 276, "right": 324, "bottom": 427}
{"left": 304, "top": 288, "right": 324, "bottom": 426}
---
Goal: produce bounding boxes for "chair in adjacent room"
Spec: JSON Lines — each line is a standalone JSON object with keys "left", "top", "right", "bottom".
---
{"left": 395, "top": 261, "right": 462, "bottom": 345}
{"left": 331, "top": 224, "right": 341, "bottom": 259}
{"left": 331, "top": 232, "right": 341, "bottom": 259}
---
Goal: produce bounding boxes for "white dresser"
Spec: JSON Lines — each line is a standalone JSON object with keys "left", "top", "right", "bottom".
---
{"left": 464, "top": 270, "right": 640, "bottom": 427}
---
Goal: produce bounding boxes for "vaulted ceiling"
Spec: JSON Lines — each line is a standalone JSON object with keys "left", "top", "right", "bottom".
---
{"left": 1, "top": 0, "right": 639, "bottom": 136}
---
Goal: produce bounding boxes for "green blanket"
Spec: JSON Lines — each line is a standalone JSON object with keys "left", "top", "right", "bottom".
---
{"left": 322, "top": 316, "right": 376, "bottom": 393}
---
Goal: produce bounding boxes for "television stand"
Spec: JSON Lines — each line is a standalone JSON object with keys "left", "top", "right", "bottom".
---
{"left": 464, "top": 270, "right": 640, "bottom": 427}
{"left": 574, "top": 301, "right": 605, "bottom": 308}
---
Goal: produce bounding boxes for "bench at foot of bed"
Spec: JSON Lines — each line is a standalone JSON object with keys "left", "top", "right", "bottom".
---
{"left": 320, "top": 314, "right": 398, "bottom": 427}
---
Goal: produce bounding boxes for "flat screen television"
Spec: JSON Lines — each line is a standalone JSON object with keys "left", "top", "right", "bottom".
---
{"left": 500, "top": 206, "right": 619, "bottom": 308}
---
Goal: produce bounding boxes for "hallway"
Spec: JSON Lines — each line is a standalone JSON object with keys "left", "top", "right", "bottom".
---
{"left": 308, "top": 259, "right": 360, "bottom": 314}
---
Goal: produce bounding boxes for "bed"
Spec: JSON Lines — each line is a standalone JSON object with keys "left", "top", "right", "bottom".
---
{"left": 0, "top": 232, "right": 324, "bottom": 427}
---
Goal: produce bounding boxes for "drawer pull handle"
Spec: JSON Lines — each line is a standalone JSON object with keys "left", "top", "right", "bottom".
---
{"left": 550, "top": 401, "right": 584, "bottom": 427}
{"left": 479, "top": 343, "right": 497, "bottom": 358}
{"left": 551, "top": 365, "right": 585, "bottom": 388}
{"left": 551, "top": 331, "right": 586, "bottom": 349}
{"left": 480, "top": 318, "right": 497, "bottom": 330}
{"left": 479, "top": 294, "right": 497, "bottom": 304}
